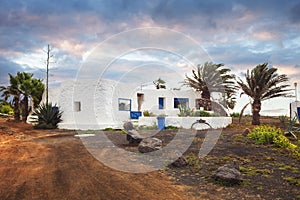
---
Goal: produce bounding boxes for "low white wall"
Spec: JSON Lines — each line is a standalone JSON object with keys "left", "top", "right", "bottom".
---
{"left": 138, "top": 117, "right": 232, "bottom": 130}
{"left": 58, "top": 122, "right": 123, "bottom": 130}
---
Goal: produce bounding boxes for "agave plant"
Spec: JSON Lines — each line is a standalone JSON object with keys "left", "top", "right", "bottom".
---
{"left": 279, "top": 114, "right": 299, "bottom": 139}
{"left": 33, "top": 103, "right": 62, "bottom": 129}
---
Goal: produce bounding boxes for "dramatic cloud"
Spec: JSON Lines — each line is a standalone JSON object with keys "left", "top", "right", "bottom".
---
{"left": 0, "top": 0, "right": 300, "bottom": 115}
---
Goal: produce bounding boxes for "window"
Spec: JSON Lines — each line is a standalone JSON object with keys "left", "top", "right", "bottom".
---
{"left": 158, "top": 97, "right": 165, "bottom": 109}
{"left": 118, "top": 98, "right": 131, "bottom": 111}
{"left": 174, "top": 98, "right": 189, "bottom": 108}
{"left": 74, "top": 101, "right": 81, "bottom": 112}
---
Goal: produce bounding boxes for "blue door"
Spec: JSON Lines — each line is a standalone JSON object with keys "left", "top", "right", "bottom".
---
{"left": 297, "top": 107, "right": 300, "bottom": 118}
{"left": 159, "top": 97, "right": 164, "bottom": 109}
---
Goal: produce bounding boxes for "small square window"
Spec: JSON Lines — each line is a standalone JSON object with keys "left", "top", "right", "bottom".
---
{"left": 74, "top": 101, "right": 81, "bottom": 112}
{"left": 118, "top": 98, "right": 131, "bottom": 111}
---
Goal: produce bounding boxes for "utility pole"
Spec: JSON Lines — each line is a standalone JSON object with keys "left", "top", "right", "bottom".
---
{"left": 45, "top": 44, "right": 53, "bottom": 105}
{"left": 46, "top": 45, "right": 49, "bottom": 105}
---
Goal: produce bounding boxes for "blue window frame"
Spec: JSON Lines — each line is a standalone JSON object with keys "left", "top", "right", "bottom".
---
{"left": 158, "top": 97, "right": 165, "bottom": 109}
{"left": 118, "top": 98, "right": 131, "bottom": 111}
{"left": 174, "top": 98, "right": 189, "bottom": 108}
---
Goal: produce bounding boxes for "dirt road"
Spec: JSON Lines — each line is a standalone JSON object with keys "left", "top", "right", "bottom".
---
{"left": 0, "top": 119, "right": 189, "bottom": 200}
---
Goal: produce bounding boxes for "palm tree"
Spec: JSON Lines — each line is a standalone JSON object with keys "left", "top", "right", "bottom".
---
{"left": 30, "top": 78, "right": 45, "bottom": 109}
{"left": 17, "top": 72, "right": 34, "bottom": 122}
{"left": 16, "top": 72, "right": 45, "bottom": 122}
{"left": 0, "top": 74, "right": 21, "bottom": 121}
{"left": 0, "top": 72, "right": 45, "bottom": 122}
{"left": 184, "top": 62, "right": 237, "bottom": 112}
{"left": 237, "top": 63, "right": 291, "bottom": 125}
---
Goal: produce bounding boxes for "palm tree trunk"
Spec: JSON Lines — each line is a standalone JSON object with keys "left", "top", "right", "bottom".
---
{"left": 21, "top": 95, "right": 29, "bottom": 122}
{"left": 201, "top": 88, "right": 211, "bottom": 111}
{"left": 251, "top": 99, "right": 261, "bottom": 125}
{"left": 13, "top": 96, "right": 20, "bottom": 122}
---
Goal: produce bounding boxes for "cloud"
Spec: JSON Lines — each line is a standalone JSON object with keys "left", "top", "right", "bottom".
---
{"left": 289, "top": 2, "right": 300, "bottom": 23}
{"left": 0, "top": 56, "right": 22, "bottom": 84}
{"left": 0, "top": 0, "right": 299, "bottom": 91}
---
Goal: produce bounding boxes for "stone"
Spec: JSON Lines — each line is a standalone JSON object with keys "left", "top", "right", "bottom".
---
{"left": 138, "top": 137, "right": 162, "bottom": 153}
{"left": 171, "top": 156, "right": 188, "bottom": 167}
{"left": 123, "top": 121, "right": 135, "bottom": 131}
{"left": 242, "top": 128, "right": 250, "bottom": 136}
{"left": 127, "top": 129, "right": 143, "bottom": 144}
{"left": 123, "top": 122, "right": 143, "bottom": 144}
{"left": 167, "top": 150, "right": 188, "bottom": 167}
{"left": 212, "top": 162, "right": 242, "bottom": 185}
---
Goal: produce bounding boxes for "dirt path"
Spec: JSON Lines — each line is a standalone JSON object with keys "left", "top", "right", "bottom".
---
{"left": 0, "top": 119, "right": 190, "bottom": 200}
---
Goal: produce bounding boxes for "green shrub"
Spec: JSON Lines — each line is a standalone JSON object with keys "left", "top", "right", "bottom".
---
{"left": 247, "top": 125, "right": 296, "bottom": 149}
{"left": 165, "top": 125, "right": 179, "bottom": 130}
{"left": 103, "top": 127, "right": 114, "bottom": 131}
{"left": 184, "top": 153, "right": 200, "bottom": 169}
{"left": 294, "top": 141, "right": 300, "bottom": 158}
{"left": 33, "top": 103, "right": 62, "bottom": 129}
{"left": 138, "top": 124, "right": 157, "bottom": 130}
{"left": 143, "top": 110, "right": 155, "bottom": 117}
{"left": 178, "top": 105, "right": 194, "bottom": 117}
{"left": 231, "top": 112, "right": 240, "bottom": 118}
{"left": 194, "top": 110, "right": 211, "bottom": 117}
{"left": 0, "top": 104, "right": 13, "bottom": 115}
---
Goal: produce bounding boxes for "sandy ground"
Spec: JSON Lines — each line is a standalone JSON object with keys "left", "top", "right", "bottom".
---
{"left": 1, "top": 117, "right": 299, "bottom": 200}
{"left": 0, "top": 118, "right": 191, "bottom": 200}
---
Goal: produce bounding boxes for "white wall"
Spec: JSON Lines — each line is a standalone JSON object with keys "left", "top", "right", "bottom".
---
{"left": 290, "top": 101, "right": 300, "bottom": 119}
{"left": 138, "top": 116, "right": 232, "bottom": 130}
{"left": 131, "top": 89, "right": 202, "bottom": 116}
{"left": 48, "top": 79, "right": 137, "bottom": 130}
{"left": 48, "top": 79, "right": 229, "bottom": 130}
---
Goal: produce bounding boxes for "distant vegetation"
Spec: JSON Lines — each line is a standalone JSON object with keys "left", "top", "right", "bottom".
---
{"left": 0, "top": 72, "right": 44, "bottom": 122}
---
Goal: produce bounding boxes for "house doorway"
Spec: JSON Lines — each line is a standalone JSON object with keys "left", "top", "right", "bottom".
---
{"left": 137, "top": 93, "right": 144, "bottom": 111}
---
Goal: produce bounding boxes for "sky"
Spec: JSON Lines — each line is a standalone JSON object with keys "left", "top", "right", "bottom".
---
{"left": 1, "top": 0, "right": 300, "bottom": 115}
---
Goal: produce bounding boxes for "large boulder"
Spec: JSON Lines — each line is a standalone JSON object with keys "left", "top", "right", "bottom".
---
{"left": 123, "top": 121, "right": 135, "bottom": 131}
{"left": 123, "top": 122, "right": 143, "bottom": 144}
{"left": 127, "top": 129, "right": 143, "bottom": 144}
{"left": 138, "top": 138, "right": 162, "bottom": 153}
{"left": 212, "top": 162, "right": 242, "bottom": 185}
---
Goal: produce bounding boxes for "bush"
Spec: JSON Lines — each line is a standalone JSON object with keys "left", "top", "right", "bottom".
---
{"left": 165, "top": 125, "right": 179, "bottom": 130}
{"left": 138, "top": 124, "right": 158, "bottom": 130}
{"left": 33, "top": 103, "right": 62, "bottom": 129}
{"left": 293, "top": 141, "right": 300, "bottom": 158}
{"left": 143, "top": 110, "right": 155, "bottom": 117}
{"left": 0, "top": 104, "right": 13, "bottom": 115}
{"left": 231, "top": 112, "right": 240, "bottom": 118}
{"left": 247, "top": 125, "right": 296, "bottom": 149}
{"left": 178, "top": 105, "right": 194, "bottom": 117}
{"left": 194, "top": 110, "right": 211, "bottom": 117}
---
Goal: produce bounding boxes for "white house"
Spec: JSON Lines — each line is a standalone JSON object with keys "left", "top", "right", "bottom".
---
{"left": 48, "top": 79, "right": 231, "bottom": 130}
